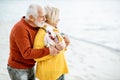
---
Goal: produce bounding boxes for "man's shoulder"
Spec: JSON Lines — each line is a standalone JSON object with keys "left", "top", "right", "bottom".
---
{"left": 11, "top": 19, "right": 28, "bottom": 35}
{"left": 13, "top": 21, "right": 25, "bottom": 30}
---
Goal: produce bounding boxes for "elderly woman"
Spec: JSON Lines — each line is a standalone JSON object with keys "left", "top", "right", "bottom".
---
{"left": 33, "top": 6, "right": 70, "bottom": 80}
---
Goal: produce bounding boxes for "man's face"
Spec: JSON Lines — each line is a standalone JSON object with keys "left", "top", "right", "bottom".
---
{"left": 34, "top": 9, "right": 46, "bottom": 27}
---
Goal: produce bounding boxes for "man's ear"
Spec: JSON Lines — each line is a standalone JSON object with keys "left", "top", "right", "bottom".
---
{"left": 29, "top": 15, "right": 35, "bottom": 22}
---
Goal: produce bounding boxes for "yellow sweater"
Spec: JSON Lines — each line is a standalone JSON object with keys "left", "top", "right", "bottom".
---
{"left": 33, "top": 26, "right": 68, "bottom": 80}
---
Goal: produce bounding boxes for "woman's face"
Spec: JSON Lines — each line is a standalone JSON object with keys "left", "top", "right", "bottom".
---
{"left": 54, "top": 19, "right": 60, "bottom": 27}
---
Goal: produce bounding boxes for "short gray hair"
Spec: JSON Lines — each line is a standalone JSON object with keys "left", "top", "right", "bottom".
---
{"left": 26, "top": 4, "right": 43, "bottom": 20}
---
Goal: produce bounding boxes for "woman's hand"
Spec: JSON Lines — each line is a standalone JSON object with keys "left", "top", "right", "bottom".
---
{"left": 62, "top": 35, "right": 70, "bottom": 47}
{"left": 55, "top": 42, "right": 65, "bottom": 51}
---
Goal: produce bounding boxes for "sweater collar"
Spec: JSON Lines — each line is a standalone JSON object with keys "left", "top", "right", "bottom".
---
{"left": 21, "top": 16, "right": 39, "bottom": 30}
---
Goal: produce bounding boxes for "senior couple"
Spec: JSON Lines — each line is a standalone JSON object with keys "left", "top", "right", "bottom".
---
{"left": 7, "top": 3, "right": 70, "bottom": 80}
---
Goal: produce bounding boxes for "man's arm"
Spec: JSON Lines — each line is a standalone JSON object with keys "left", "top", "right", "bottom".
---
{"left": 12, "top": 25, "right": 50, "bottom": 59}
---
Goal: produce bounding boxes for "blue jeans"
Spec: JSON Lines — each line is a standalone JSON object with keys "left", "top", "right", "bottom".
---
{"left": 7, "top": 65, "right": 35, "bottom": 80}
{"left": 57, "top": 74, "right": 65, "bottom": 80}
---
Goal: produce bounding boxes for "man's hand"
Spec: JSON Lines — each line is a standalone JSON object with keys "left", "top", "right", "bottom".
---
{"left": 49, "top": 45, "right": 59, "bottom": 56}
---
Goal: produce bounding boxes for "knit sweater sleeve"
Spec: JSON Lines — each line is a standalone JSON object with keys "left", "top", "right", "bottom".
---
{"left": 12, "top": 24, "right": 49, "bottom": 59}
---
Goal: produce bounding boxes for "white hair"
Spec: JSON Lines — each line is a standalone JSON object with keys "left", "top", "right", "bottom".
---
{"left": 45, "top": 6, "right": 59, "bottom": 24}
{"left": 26, "top": 4, "right": 43, "bottom": 20}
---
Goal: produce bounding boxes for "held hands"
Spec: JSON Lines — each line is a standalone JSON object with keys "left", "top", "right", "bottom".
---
{"left": 55, "top": 42, "right": 65, "bottom": 51}
{"left": 49, "top": 42, "right": 65, "bottom": 56}
{"left": 49, "top": 45, "right": 59, "bottom": 56}
{"left": 48, "top": 33, "right": 70, "bottom": 56}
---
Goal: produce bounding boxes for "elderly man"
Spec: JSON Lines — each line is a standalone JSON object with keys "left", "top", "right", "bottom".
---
{"left": 7, "top": 4, "right": 61, "bottom": 80}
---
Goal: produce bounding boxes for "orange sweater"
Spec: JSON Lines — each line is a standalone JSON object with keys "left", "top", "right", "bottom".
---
{"left": 8, "top": 16, "right": 49, "bottom": 69}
